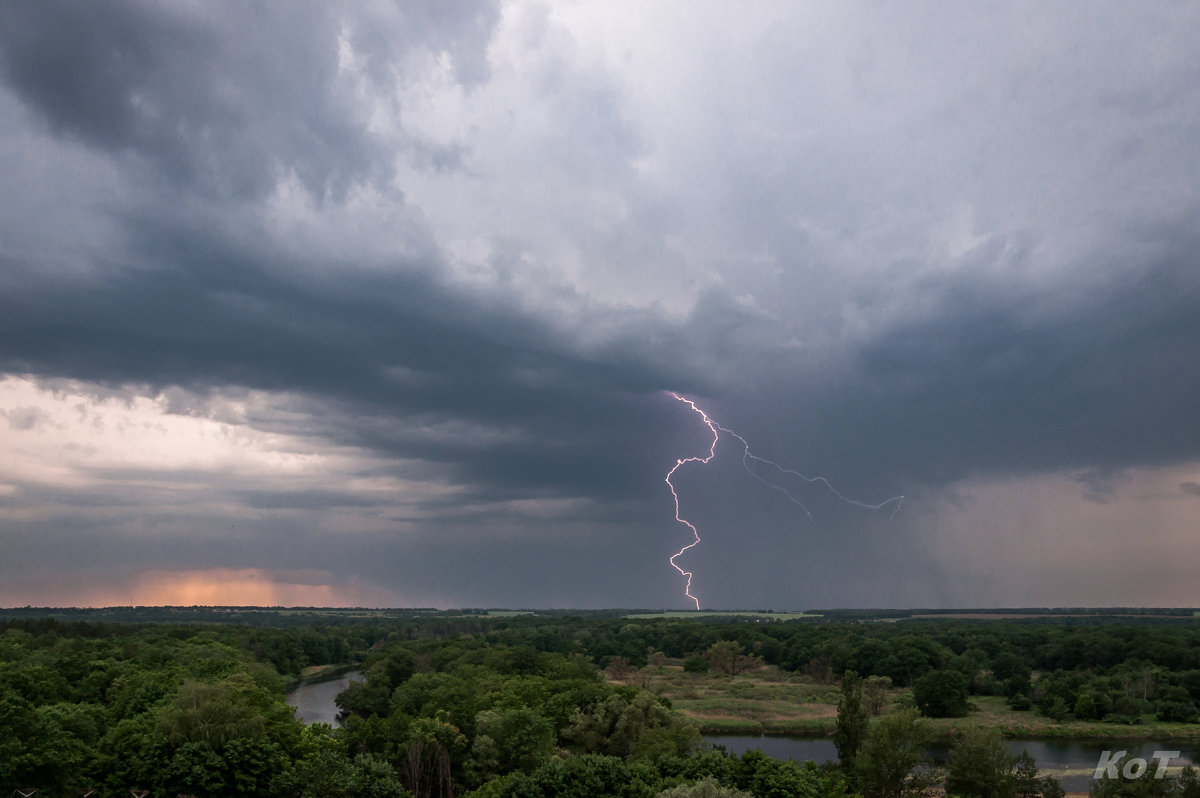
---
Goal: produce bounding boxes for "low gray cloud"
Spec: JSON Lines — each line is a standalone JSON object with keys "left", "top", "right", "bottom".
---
{"left": 1, "top": 405, "right": 51, "bottom": 431}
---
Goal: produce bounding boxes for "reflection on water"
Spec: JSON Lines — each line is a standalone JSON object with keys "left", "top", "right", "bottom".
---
{"left": 286, "top": 670, "right": 363, "bottom": 727}
{"left": 704, "top": 735, "right": 1200, "bottom": 791}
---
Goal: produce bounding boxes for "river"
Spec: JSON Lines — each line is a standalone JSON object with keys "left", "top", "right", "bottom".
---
{"left": 283, "top": 680, "right": 1196, "bottom": 789}
{"left": 286, "top": 669, "right": 363, "bottom": 727}
{"left": 704, "top": 735, "right": 1200, "bottom": 791}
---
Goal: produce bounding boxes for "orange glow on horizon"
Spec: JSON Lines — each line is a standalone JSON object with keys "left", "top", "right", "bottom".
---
{"left": 4, "top": 568, "right": 396, "bottom": 608}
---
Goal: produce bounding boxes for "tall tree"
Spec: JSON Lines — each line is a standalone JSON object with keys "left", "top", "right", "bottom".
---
{"left": 833, "top": 670, "right": 869, "bottom": 773}
{"left": 863, "top": 676, "right": 892, "bottom": 716}
{"left": 855, "top": 709, "right": 937, "bottom": 798}
{"left": 944, "top": 726, "right": 1016, "bottom": 798}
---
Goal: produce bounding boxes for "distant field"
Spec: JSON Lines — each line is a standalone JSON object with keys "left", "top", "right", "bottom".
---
{"left": 624, "top": 611, "right": 820, "bottom": 620}
{"left": 620, "top": 659, "right": 842, "bottom": 734}
{"left": 907, "top": 612, "right": 1194, "bottom": 620}
{"left": 615, "top": 662, "right": 1200, "bottom": 741}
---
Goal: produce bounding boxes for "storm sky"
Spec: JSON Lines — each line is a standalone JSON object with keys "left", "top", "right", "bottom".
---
{"left": 2, "top": 1, "right": 1199, "bottom": 609}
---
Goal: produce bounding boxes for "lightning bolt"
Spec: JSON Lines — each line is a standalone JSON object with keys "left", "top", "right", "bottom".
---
{"left": 719, "top": 426, "right": 906, "bottom": 520}
{"left": 666, "top": 392, "right": 904, "bottom": 609}
{"left": 665, "top": 394, "right": 719, "bottom": 610}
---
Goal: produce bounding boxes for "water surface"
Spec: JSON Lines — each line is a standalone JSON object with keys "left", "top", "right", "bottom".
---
{"left": 704, "top": 735, "right": 1200, "bottom": 791}
{"left": 286, "top": 670, "right": 363, "bottom": 726}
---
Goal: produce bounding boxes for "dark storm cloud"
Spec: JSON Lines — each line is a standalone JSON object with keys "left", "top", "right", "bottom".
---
{"left": 0, "top": 213, "right": 687, "bottom": 508}
{"left": 0, "top": 0, "right": 718, "bottom": 514}
{"left": 0, "top": 2, "right": 366, "bottom": 199}
{"left": 0, "top": 0, "right": 499, "bottom": 200}
{"left": 4, "top": 0, "right": 1193, "bottom": 504}
{"left": 844, "top": 255, "right": 1200, "bottom": 484}
{"left": 532, "top": 257, "right": 1200, "bottom": 530}
{"left": 8, "top": 198, "right": 1197, "bottom": 521}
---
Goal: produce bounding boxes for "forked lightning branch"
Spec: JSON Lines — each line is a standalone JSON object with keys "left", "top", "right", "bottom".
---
{"left": 665, "top": 392, "right": 905, "bottom": 609}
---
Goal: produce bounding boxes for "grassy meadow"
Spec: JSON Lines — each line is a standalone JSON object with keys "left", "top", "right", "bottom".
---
{"left": 618, "top": 659, "right": 1200, "bottom": 741}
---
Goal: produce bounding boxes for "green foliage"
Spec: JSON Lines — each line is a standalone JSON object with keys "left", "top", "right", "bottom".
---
{"left": 1074, "top": 693, "right": 1100, "bottom": 721}
{"left": 0, "top": 688, "right": 93, "bottom": 791}
{"left": 466, "top": 707, "right": 555, "bottom": 784}
{"left": 494, "top": 753, "right": 656, "bottom": 798}
{"left": 91, "top": 712, "right": 165, "bottom": 791}
{"left": 274, "top": 724, "right": 411, "bottom": 797}
{"left": 654, "top": 776, "right": 753, "bottom": 798}
{"left": 684, "top": 656, "right": 710, "bottom": 674}
{"left": 913, "top": 669, "right": 970, "bottom": 717}
{"left": 854, "top": 708, "right": 937, "bottom": 798}
{"left": 944, "top": 726, "right": 1016, "bottom": 798}
{"left": 833, "top": 670, "right": 869, "bottom": 772}
{"left": 142, "top": 671, "right": 300, "bottom": 794}
{"left": 744, "top": 753, "right": 823, "bottom": 798}
{"left": 1008, "top": 692, "right": 1033, "bottom": 711}
{"left": 654, "top": 748, "right": 739, "bottom": 787}
{"left": 563, "top": 691, "right": 699, "bottom": 760}
{"left": 14, "top": 610, "right": 1200, "bottom": 796}
{"left": 158, "top": 672, "right": 295, "bottom": 749}
{"left": 400, "top": 715, "right": 468, "bottom": 798}
{"left": 704, "top": 641, "right": 763, "bottom": 676}
{"left": 863, "top": 675, "right": 892, "bottom": 716}
{"left": 1156, "top": 688, "right": 1198, "bottom": 722}
{"left": 160, "top": 736, "right": 290, "bottom": 796}
{"left": 1013, "top": 751, "right": 1041, "bottom": 798}
{"left": 992, "top": 652, "right": 1031, "bottom": 683}
{"left": 1044, "top": 696, "right": 1071, "bottom": 722}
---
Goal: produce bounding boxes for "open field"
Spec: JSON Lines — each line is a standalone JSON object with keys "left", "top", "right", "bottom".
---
{"left": 930, "top": 695, "right": 1200, "bottom": 740}
{"left": 618, "top": 660, "right": 848, "bottom": 735}
{"left": 624, "top": 611, "right": 821, "bottom": 620}
{"left": 620, "top": 661, "right": 1200, "bottom": 741}
{"left": 618, "top": 663, "right": 1200, "bottom": 792}
{"left": 906, "top": 612, "right": 1196, "bottom": 621}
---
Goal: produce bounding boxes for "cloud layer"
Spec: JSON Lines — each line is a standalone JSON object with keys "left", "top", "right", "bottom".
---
{"left": 1, "top": 1, "right": 1199, "bottom": 608}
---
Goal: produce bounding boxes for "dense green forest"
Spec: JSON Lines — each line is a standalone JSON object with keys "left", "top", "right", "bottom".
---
{"left": 6, "top": 609, "right": 1200, "bottom": 796}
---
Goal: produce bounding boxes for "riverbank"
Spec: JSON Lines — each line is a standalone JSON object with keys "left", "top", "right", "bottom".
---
{"left": 281, "top": 662, "right": 361, "bottom": 691}
{"left": 694, "top": 712, "right": 1200, "bottom": 741}
{"left": 705, "top": 733, "right": 1200, "bottom": 793}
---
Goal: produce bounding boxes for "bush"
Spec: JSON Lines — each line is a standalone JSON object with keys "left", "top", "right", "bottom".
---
{"left": 683, "top": 656, "right": 710, "bottom": 674}
{"left": 1043, "top": 696, "right": 1071, "bottom": 722}
{"left": 1007, "top": 693, "right": 1032, "bottom": 711}
{"left": 1157, "top": 700, "right": 1198, "bottom": 723}
{"left": 1073, "top": 693, "right": 1099, "bottom": 721}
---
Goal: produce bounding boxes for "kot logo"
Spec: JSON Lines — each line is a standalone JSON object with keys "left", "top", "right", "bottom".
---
{"left": 1093, "top": 750, "right": 1181, "bottom": 780}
